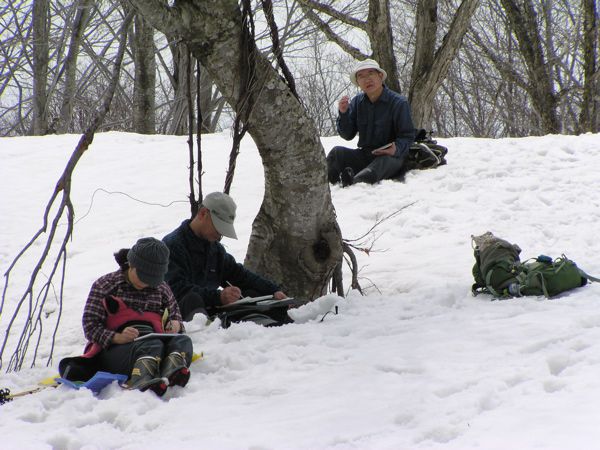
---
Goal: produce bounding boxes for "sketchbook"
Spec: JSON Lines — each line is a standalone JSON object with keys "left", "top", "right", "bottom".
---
{"left": 220, "top": 296, "right": 298, "bottom": 309}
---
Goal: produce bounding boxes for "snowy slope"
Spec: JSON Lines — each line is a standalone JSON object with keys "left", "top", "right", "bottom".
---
{"left": 1, "top": 131, "right": 600, "bottom": 449}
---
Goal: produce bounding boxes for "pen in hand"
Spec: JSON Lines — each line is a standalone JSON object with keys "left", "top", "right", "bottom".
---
{"left": 223, "top": 281, "right": 242, "bottom": 304}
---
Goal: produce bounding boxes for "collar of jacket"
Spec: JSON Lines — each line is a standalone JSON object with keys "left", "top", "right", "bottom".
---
{"left": 181, "top": 219, "right": 212, "bottom": 253}
{"left": 358, "top": 84, "right": 392, "bottom": 105}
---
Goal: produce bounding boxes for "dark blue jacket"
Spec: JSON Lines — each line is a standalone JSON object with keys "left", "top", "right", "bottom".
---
{"left": 337, "top": 85, "right": 415, "bottom": 159}
{"left": 162, "top": 220, "right": 280, "bottom": 310}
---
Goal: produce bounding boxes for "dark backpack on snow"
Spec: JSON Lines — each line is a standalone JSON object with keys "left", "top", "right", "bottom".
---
{"left": 396, "top": 129, "right": 448, "bottom": 180}
{"left": 216, "top": 297, "right": 306, "bottom": 328}
{"left": 406, "top": 129, "right": 448, "bottom": 170}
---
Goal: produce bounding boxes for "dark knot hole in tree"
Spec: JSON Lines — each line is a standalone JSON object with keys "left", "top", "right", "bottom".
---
{"left": 312, "top": 238, "right": 331, "bottom": 262}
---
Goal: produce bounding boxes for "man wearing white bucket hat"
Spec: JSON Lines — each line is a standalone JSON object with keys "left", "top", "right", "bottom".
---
{"left": 326, "top": 59, "right": 415, "bottom": 186}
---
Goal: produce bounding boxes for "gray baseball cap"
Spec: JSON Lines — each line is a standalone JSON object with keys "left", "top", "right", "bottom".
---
{"left": 202, "top": 192, "right": 238, "bottom": 239}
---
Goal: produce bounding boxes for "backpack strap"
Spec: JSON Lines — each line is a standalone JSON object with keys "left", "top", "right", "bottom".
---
{"left": 579, "top": 269, "right": 600, "bottom": 283}
{"left": 558, "top": 254, "right": 600, "bottom": 283}
{"left": 412, "top": 142, "right": 442, "bottom": 167}
{"left": 484, "top": 270, "right": 505, "bottom": 298}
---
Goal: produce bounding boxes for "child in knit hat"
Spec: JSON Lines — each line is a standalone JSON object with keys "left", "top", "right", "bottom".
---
{"left": 59, "top": 237, "right": 193, "bottom": 397}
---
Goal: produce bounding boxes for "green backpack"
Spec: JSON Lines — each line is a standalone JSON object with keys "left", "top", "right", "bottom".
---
{"left": 472, "top": 232, "right": 522, "bottom": 297}
{"left": 516, "top": 255, "right": 592, "bottom": 298}
{"left": 472, "top": 232, "right": 599, "bottom": 298}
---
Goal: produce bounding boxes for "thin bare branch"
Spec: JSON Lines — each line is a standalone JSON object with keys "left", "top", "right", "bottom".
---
{"left": 0, "top": 10, "right": 134, "bottom": 372}
{"left": 300, "top": 7, "right": 367, "bottom": 60}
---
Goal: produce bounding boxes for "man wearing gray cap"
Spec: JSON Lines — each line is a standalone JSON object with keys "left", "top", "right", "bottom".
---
{"left": 327, "top": 59, "right": 416, "bottom": 186}
{"left": 163, "top": 192, "right": 287, "bottom": 321}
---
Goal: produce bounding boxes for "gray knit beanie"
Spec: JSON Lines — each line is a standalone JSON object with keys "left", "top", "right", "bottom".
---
{"left": 127, "top": 237, "right": 170, "bottom": 287}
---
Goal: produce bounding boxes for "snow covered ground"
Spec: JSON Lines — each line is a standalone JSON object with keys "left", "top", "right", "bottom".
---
{"left": 1, "top": 130, "right": 600, "bottom": 450}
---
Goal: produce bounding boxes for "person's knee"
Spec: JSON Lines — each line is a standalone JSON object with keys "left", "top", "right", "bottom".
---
{"left": 326, "top": 146, "right": 344, "bottom": 166}
{"left": 133, "top": 339, "right": 164, "bottom": 359}
{"left": 328, "top": 146, "right": 344, "bottom": 156}
{"left": 364, "top": 156, "right": 403, "bottom": 182}
{"left": 169, "top": 335, "right": 194, "bottom": 363}
{"left": 179, "top": 292, "right": 207, "bottom": 322}
{"left": 327, "top": 146, "right": 346, "bottom": 183}
{"left": 353, "top": 168, "right": 378, "bottom": 184}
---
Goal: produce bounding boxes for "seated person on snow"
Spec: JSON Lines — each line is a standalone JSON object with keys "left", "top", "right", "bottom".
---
{"left": 327, "top": 59, "right": 416, "bottom": 186}
{"left": 59, "top": 237, "right": 193, "bottom": 397}
{"left": 162, "top": 191, "right": 288, "bottom": 322}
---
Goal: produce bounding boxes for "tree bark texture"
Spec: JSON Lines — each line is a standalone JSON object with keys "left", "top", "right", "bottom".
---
{"left": 57, "top": 0, "right": 93, "bottom": 134}
{"left": 198, "top": 62, "right": 224, "bottom": 133}
{"left": 129, "top": 0, "right": 343, "bottom": 300}
{"left": 367, "top": 0, "right": 400, "bottom": 93}
{"left": 132, "top": 13, "right": 157, "bottom": 134}
{"left": 409, "top": 0, "right": 480, "bottom": 130}
{"left": 32, "top": 0, "right": 49, "bottom": 135}
{"left": 500, "top": 0, "right": 560, "bottom": 134}
{"left": 578, "top": 0, "right": 598, "bottom": 132}
{"left": 167, "top": 41, "right": 191, "bottom": 135}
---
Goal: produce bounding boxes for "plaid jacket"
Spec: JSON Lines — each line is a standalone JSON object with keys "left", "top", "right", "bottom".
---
{"left": 82, "top": 270, "right": 183, "bottom": 349}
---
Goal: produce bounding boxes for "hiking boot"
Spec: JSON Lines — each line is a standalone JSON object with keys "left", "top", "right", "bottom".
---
{"left": 125, "top": 356, "right": 168, "bottom": 397}
{"left": 340, "top": 167, "right": 354, "bottom": 187}
{"left": 160, "top": 352, "right": 190, "bottom": 387}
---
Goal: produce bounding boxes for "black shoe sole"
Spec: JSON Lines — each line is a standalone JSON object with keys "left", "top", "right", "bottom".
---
{"left": 166, "top": 367, "right": 190, "bottom": 387}
{"left": 145, "top": 379, "right": 168, "bottom": 397}
{"left": 126, "top": 377, "right": 168, "bottom": 397}
{"left": 341, "top": 168, "right": 354, "bottom": 187}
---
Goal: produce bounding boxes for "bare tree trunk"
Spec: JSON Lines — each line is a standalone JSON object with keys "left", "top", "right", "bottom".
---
{"left": 298, "top": 0, "right": 400, "bottom": 91}
{"left": 31, "top": 0, "right": 49, "bottom": 135}
{"left": 167, "top": 41, "right": 191, "bottom": 135}
{"left": 579, "top": 0, "right": 599, "bottom": 133}
{"left": 409, "top": 0, "right": 480, "bottom": 130}
{"left": 57, "top": 0, "right": 93, "bottom": 134}
{"left": 132, "top": 13, "right": 157, "bottom": 134}
{"left": 129, "top": 0, "right": 343, "bottom": 300}
{"left": 500, "top": 0, "right": 560, "bottom": 134}
{"left": 197, "top": 63, "right": 224, "bottom": 133}
{"left": 367, "top": 0, "right": 400, "bottom": 93}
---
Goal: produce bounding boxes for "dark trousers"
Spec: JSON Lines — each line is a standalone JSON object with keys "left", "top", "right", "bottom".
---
{"left": 326, "top": 146, "right": 404, "bottom": 184}
{"left": 178, "top": 291, "right": 209, "bottom": 322}
{"left": 97, "top": 334, "right": 193, "bottom": 375}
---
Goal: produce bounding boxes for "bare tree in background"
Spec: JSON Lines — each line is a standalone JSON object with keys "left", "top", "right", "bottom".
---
{"left": 294, "top": 33, "right": 354, "bottom": 136}
{"left": 408, "top": 0, "right": 480, "bottom": 130}
{"left": 461, "top": 0, "right": 596, "bottom": 136}
{"left": 56, "top": 0, "right": 93, "bottom": 133}
{"left": 298, "top": 0, "right": 401, "bottom": 92}
{"left": 31, "top": 0, "right": 50, "bottom": 135}
{"left": 499, "top": 0, "right": 560, "bottom": 134}
{"left": 1, "top": 0, "right": 227, "bottom": 136}
{"left": 578, "top": 0, "right": 599, "bottom": 132}
{"left": 1, "top": 10, "right": 134, "bottom": 371}
{"left": 1, "top": 0, "right": 597, "bottom": 138}
{"left": 197, "top": 66, "right": 226, "bottom": 134}
{"left": 131, "top": 12, "right": 157, "bottom": 134}
{"left": 164, "top": 41, "right": 192, "bottom": 135}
